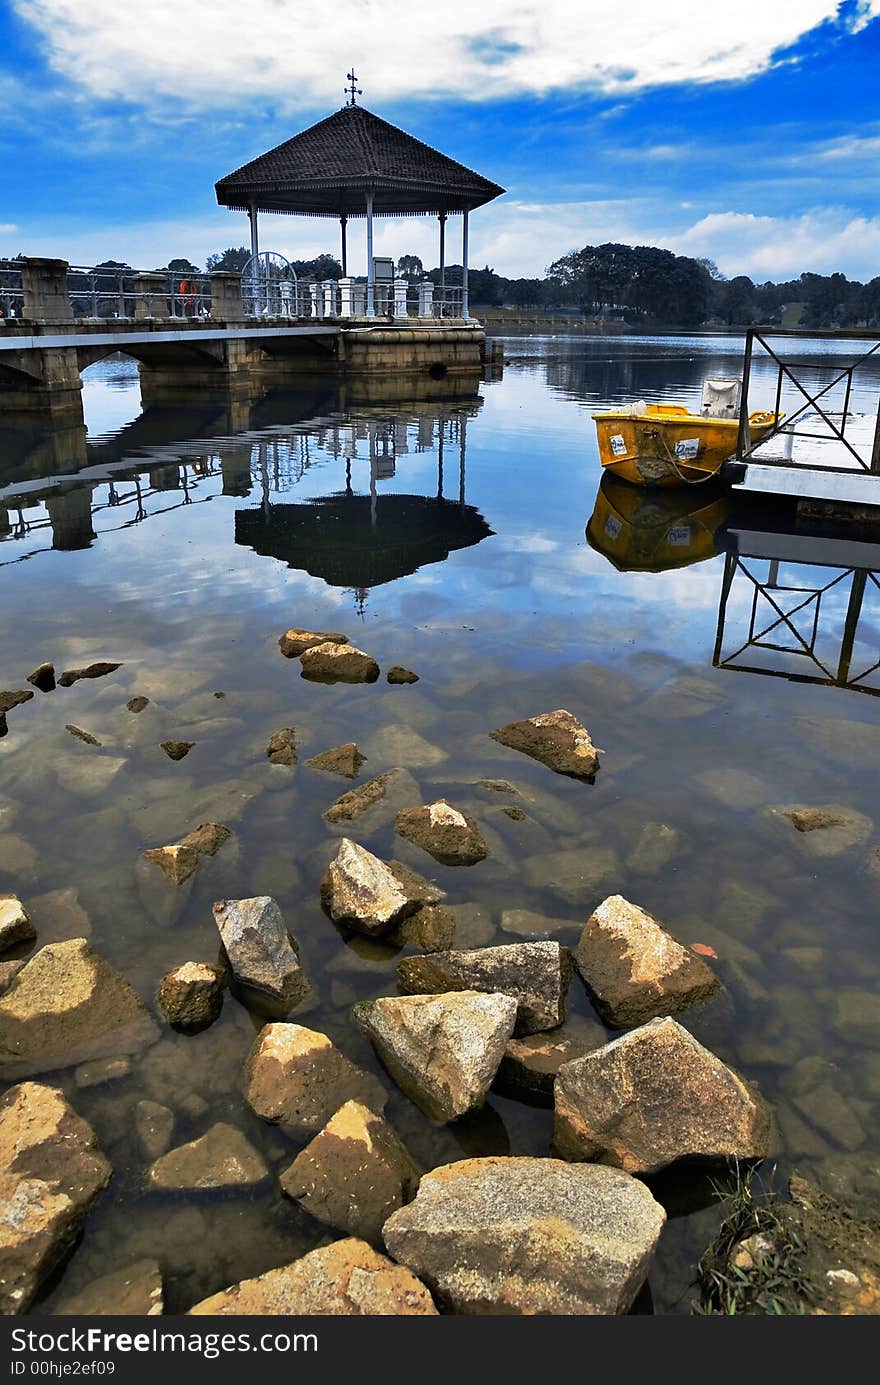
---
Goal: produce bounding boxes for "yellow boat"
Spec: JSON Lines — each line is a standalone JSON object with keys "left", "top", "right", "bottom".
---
{"left": 592, "top": 388, "right": 784, "bottom": 487}
{"left": 586, "top": 473, "right": 729, "bottom": 572}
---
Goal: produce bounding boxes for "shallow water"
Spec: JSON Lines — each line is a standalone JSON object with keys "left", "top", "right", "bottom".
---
{"left": 1, "top": 333, "right": 878, "bottom": 1315}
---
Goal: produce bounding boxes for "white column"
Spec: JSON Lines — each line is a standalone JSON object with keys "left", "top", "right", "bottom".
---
{"left": 322, "top": 279, "right": 336, "bottom": 316}
{"left": 461, "top": 208, "right": 469, "bottom": 319}
{"left": 339, "top": 277, "right": 353, "bottom": 317}
{"left": 393, "top": 278, "right": 408, "bottom": 317}
{"left": 248, "top": 204, "right": 260, "bottom": 314}
{"left": 309, "top": 282, "right": 322, "bottom": 318}
{"left": 365, "top": 191, "right": 375, "bottom": 318}
{"left": 418, "top": 279, "right": 434, "bottom": 316}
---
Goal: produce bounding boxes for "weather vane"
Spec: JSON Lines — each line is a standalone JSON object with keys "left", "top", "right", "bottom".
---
{"left": 345, "top": 69, "right": 362, "bottom": 106}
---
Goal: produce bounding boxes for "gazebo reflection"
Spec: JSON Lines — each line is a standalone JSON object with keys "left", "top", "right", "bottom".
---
{"left": 234, "top": 409, "right": 493, "bottom": 605}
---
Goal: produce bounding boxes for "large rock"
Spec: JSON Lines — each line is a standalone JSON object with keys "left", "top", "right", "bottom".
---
{"left": 553, "top": 1016, "right": 772, "bottom": 1173}
{"left": 397, "top": 941, "right": 571, "bottom": 1035}
{"left": 280, "top": 1100, "right": 420, "bottom": 1245}
{"left": 383, "top": 1156, "right": 665, "bottom": 1314}
{"left": 0, "top": 895, "right": 35, "bottom": 954}
{"left": 213, "top": 896, "right": 310, "bottom": 1014}
{"left": 27, "top": 664, "right": 55, "bottom": 693}
{"left": 394, "top": 800, "right": 488, "bottom": 866}
{"left": 0, "top": 938, "right": 158, "bottom": 1079}
{"left": 266, "top": 728, "right": 297, "bottom": 765}
{"left": 142, "top": 822, "right": 231, "bottom": 886}
{"left": 57, "top": 662, "right": 122, "bottom": 688}
{"left": 278, "top": 628, "right": 347, "bottom": 658}
{"left": 0, "top": 1082, "right": 111, "bottom": 1313}
{"left": 306, "top": 742, "right": 366, "bottom": 778}
{"left": 188, "top": 1238, "right": 437, "bottom": 1315}
{"left": 53, "top": 1259, "right": 163, "bottom": 1316}
{"left": 489, "top": 709, "right": 600, "bottom": 780}
{"left": 147, "top": 1123, "right": 268, "bottom": 1190}
{"left": 387, "top": 903, "right": 456, "bottom": 952}
{"left": 244, "top": 1022, "right": 386, "bottom": 1138}
{"left": 573, "top": 894, "right": 720, "bottom": 1027}
{"left": 495, "top": 1015, "right": 608, "bottom": 1099}
{"left": 322, "top": 768, "right": 420, "bottom": 826}
{"left": 353, "top": 991, "right": 517, "bottom": 1122}
{"left": 0, "top": 691, "right": 34, "bottom": 714}
{"left": 300, "top": 642, "right": 379, "bottom": 684}
{"left": 320, "top": 839, "right": 418, "bottom": 936}
{"left": 156, "top": 962, "right": 224, "bottom": 1031}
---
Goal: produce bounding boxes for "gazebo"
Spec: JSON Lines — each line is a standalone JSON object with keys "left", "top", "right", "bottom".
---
{"left": 214, "top": 81, "right": 504, "bottom": 319}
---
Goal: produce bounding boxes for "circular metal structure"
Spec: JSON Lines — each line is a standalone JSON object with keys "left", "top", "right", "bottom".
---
{"left": 241, "top": 251, "right": 298, "bottom": 317}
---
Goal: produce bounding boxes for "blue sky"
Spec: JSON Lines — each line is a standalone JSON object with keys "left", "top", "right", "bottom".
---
{"left": 2, "top": 1, "right": 879, "bottom": 282}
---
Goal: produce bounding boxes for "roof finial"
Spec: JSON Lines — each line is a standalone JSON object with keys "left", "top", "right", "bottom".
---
{"left": 345, "top": 69, "right": 362, "bottom": 107}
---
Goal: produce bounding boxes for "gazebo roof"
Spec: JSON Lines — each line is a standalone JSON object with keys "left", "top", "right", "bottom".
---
{"left": 215, "top": 105, "right": 505, "bottom": 218}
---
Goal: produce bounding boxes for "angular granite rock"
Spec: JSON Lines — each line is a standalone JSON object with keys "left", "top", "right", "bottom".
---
{"left": 0, "top": 938, "right": 158, "bottom": 1079}
{"left": 553, "top": 1016, "right": 772, "bottom": 1174}
{"left": 320, "top": 839, "right": 418, "bottom": 936}
{"left": 394, "top": 800, "right": 488, "bottom": 866}
{"left": 0, "top": 895, "right": 35, "bottom": 954}
{"left": 278, "top": 628, "right": 348, "bottom": 659}
{"left": 386, "top": 903, "right": 457, "bottom": 953}
{"left": 495, "top": 1015, "right": 608, "bottom": 1099}
{"left": 280, "top": 1100, "right": 421, "bottom": 1245}
{"left": 306, "top": 742, "right": 366, "bottom": 778}
{"left": 397, "top": 941, "right": 571, "bottom": 1035}
{"left": 188, "top": 1238, "right": 437, "bottom": 1315}
{"left": 383, "top": 1156, "right": 665, "bottom": 1315}
{"left": 53, "top": 1259, "right": 163, "bottom": 1316}
{"left": 141, "top": 822, "right": 231, "bottom": 887}
{"left": 322, "top": 768, "right": 420, "bottom": 826}
{"left": 266, "top": 727, "right": 297, "bottom": 765}
{"left": 0, "top": 691, "right": 34, "bottom": 714}
{"left": 57, "top": 662, "right": 122, "bottom": 688}
{"left": 354, "top": 991, "right": 517, "bottom": 1123}
{"left": 572, "top": 894, "right": 720, "bottom": 1028}
{"left": 244, "top": 1022, "right": 387, "bottom": 1138}
{"left": 0, "top": 1082, "right": 112, "bottom": 1314}
{"left": 213, "top": 896, "right": 310, "bottom": 1013}
{"left": 27, "top": 664, "right": 55, "bottom": 693}
{"left": 147, "top": 1122, "right": 268, "bottom": 1191}
{"left": 157, "top": 962, "right": 224, "bottom": 1030}
{"left": 299, "top": 642, "right": 380, "bottom": 684}
{"left": 489, "top": 708, "right": 600, "bottom": 780}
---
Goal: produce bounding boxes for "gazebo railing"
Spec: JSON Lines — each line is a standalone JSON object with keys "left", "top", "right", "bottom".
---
{"left": 66, "top": 266, "right": 213, "bottom": 320}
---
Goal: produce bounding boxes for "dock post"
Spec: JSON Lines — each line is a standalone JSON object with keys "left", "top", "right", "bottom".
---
{"left": 20, "top": 257, "right": 73, "bottom": 325}
{"left": 209, "top": 271, "right": 245, "bottom": 323}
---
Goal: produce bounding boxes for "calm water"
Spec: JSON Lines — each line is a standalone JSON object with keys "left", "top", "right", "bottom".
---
{"left": 1, "top": 333, "right": 878, "bottom": 1315}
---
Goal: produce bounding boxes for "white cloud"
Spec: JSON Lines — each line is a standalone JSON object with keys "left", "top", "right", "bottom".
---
{"left": 14, "top": 1, "right": 878, "bottom": 108}
{"left": 0, "top": 224, "right": 18, "bottom": 235}
{"left": 668, "top": 208, "right": 880, "bottom": 279}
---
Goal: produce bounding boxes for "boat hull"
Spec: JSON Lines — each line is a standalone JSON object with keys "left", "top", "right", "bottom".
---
{"left": 592, "top": 407, "right": 781, "bottom": 488}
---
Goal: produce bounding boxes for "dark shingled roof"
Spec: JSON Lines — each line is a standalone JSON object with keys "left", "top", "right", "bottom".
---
{"left": 215, "top": 105, "right": 505, "bottom": 218}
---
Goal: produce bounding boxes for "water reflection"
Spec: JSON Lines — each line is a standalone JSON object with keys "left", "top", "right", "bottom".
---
{"left": 586, "top": 474, "right": 729, "bottom": 573}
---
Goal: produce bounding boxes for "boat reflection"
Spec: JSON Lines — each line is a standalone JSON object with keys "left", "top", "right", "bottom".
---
{"left": 585, "top": 473, "right": 729, "bottom": 573}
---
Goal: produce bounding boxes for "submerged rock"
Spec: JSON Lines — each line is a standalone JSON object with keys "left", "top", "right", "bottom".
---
{"left": 394, "top": 800, "right": 488, "bottom": 866}
{"left": 73, "top": 1057, "right": 130, "bottom": 1089}
{"left": 27, "top": 664, "right": 56, "bottom": 693}
{"left": 244, "top": 1022, "right": 386, "bottom": 1138}
{"left": 135, "top": 1100, "right": 174, "bottom": 1161}
{"left": 626, "top": 822, "right": 681, "bottom": 875}
{"left": 553, "top": 1016, "right": 772, "bottom": 1174}
{"left": 53, "top": 1259, "right": 163, "bottom": 1316}
{"left": 299, "top": 642, "right": 380, "bottom": 684}
{"left": 354, "top": 990, "right": 517, "bottom": 1123}
{"left": 572, "top": 894, "right": 720, "bottom": 1028}
{"left": 141, "top": 842, "right": 200, "bottom": 886}
{"left": 65, "top": 724, "right": 101, "bottom": 747}
{"left": 495, "top": 1015, "right": 608, "bottom": 1099}
{"left": 57, "top": 662, "right": 122, "bottom": 688}
{"left": 397, "top": 941, "right": 571, "bottom": 1035}
{"left": 280, "top": 1100, "right": 421, "bottom": 1245}
{"left": 0, "top": 1082, "right": 112, "bottom": 1314}
{"left": 773, "top": 804, "right": 873, "bottom": 857}
{"left": 383, "top": 1156, "right": 665, "bottom": 1315}
{"left": 387, "top": 903, "right": 457, "bottom": 952}
{"left": 320, "top": 839, "right": 418, "bottom": 936}
{"left": 147, "top": 1122, "right": 268, "bottom": 1190}
{"left": 180, "top": 822, "right": 232, "bottom": 857}
{"left": 306, "top": 742, "right": 366, "bottom": 778}
{"left": 387, "top": 666, "right": 419, "bottom": 684}
{"left": 126, "top": 696, "right": 149, "bottom": 714}
{"left": 188, "top": 1238, "right": 437, "bottom": 1315}
{"left": 0, "top": 895, "right": 35, "bottom": 954}
{"left": 490, "top": 708, "right": 600, "bottom": 780}
{"left": 278, "top": 628, "right": 348, "bottom": 658}
{"left": 0, "top": 959, "right": 25, "bottom": 996}
{"left": 213, "top": 896, "right": 310, "bottom": 1014}
{"left": 160, "top": 740, "right": 194, "bottom": 762}
{"left": 266, "top": 727, "right": 297, "bottom": 765}
{"left": 322, "top": 767, "right": 420, "bottom": 826}
{"left": 0, "top": 938, "right": 158, "bottom": 1079}
{"left": 157, "top": 962, "right": 224, "bottom": 1031}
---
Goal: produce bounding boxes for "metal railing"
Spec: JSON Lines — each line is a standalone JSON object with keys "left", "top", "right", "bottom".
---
{"left": 736, "top": 327, "right": 880, "bottom": 475}
{"left": 66, "top": 266, "right": 213, "bottom": 320}
{"left": 0, "top": 261, "right": 23, "bottom": 320}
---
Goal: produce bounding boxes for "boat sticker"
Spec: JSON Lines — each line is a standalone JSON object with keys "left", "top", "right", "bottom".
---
{"left": 668, "top": 526, "right": 691, "bottom": 547}
{"left": 609, "top": 433, "right": 628, "bottom": 457}
{"left": 674, "top": 437, "right": 700, "bottom": 460}
{"left": 604, "top": 515, "right": 622, "bottom": 539}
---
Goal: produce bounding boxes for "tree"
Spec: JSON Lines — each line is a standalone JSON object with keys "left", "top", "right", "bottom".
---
{"left": 290, "top": 254, "right": 342, "bottom": 281}
{"left": 206, "top": 247, "right": 250, "bottom": 272}
{"left": 163, "top": 257, "right": 200, "bottom": 276}
{"left": 716, "top": 275, "right": 756, "bottom": 326}
{"left": 397, "top": 254, "right": 424, "bottom": 282}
